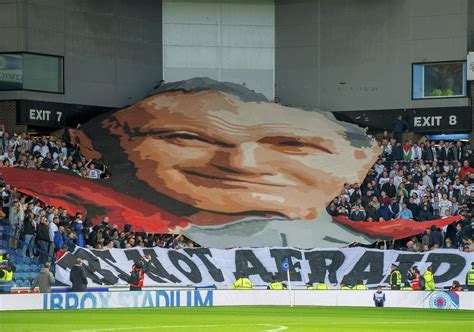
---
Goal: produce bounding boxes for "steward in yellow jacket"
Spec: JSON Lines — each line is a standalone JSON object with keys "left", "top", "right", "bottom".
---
{"left": 340, "top": 282, "right": 351, "bottom": 290}
{"left": 353, "top": 280, "right": 368, "bottom": 290}
{"left": 423, "top": 266, "right": 435, "bottom": 291}
{"left": 232, "top": 275, "right": 253, "bottom": 290}
{"left": 267, "top": 277, "right": 287, "bottom": 290}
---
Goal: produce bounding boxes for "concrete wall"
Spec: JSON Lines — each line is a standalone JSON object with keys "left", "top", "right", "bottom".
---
{"left": 276, "top": 0, "right": 470, "bottom": 112}
{"left": 0, "top": 0, "right": 163, "bottom": 108}
{"left": 275, "top": 0, "right": 318, "bottom": 108}
{"left": 469, "top": 0, "right": 474, "bottom": 52}
{"left": 163, "top": 0, "right": 275, "bottom": 99}
{"left": 0, "top": 101, "right": 26, "bottom": 133}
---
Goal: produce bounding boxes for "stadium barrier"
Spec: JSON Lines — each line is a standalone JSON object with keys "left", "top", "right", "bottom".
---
{"left": 0, "top": 289, "right": 472, "bottom": 311}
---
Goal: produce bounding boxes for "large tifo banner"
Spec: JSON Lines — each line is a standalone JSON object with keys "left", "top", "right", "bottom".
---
{"left": 56, "top": 247, "right": 473, "bottom": 288}
{"left": 0, "top": 77, "right": 459, "bottom": 249}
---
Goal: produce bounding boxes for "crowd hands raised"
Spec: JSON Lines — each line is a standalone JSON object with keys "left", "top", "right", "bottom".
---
{"left": 0, "top": 124, "right": 106, "bottom": 179}
{"left": 327, "top": 132, "right": 474, "bottom": 252}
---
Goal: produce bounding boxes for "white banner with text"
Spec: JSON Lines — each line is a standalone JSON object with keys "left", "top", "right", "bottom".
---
{"left": 55, "top": 247, "right": 474, "bottom": 289}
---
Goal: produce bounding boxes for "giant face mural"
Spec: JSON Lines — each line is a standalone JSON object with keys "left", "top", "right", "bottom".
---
{"left": 0, "top": 78, "right": 460, "bottom": 248}
{"left": 103, "top": 90, "right": 378, "bottom": 224}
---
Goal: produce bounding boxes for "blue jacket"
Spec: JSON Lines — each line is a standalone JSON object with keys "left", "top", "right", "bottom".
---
{"left": 378, "top": 206, "right": 392, "bottom": 221}
{"left": 54, "top": 231, "right": 65, "bottom": 250}
{"left": 65, "top": 237, "right": 76, "bottom": 252}
{"left": 398, "top": 208, "right": 413, "bottom": 219}
{"left": 75, "top": 224, "right": 85, "bottom": 247}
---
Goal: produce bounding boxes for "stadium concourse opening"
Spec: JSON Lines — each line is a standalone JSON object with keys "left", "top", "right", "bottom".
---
{"left": 1, "top": 0, "right": 474, "bottom": 330}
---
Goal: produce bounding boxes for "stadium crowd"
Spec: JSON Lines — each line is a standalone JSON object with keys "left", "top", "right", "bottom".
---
{"left": 0, "top": 125, "right": 198, "bottom": 264}
{"left": 0, "top": 124, "right": 108, "bottom": 179}
{"left": 0, "top": 123, "right": 473, "bottom": 262}
{"left": 327, "top": 132, "right": 474, "bottom": 252}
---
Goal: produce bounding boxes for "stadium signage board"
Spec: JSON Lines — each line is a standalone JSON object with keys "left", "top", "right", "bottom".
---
{"left": 17, "top": 100, "right": 67, "bottom": 127}
{"left": 334, "top": 106, "right": 471, "bottom": 132}
{"left": 410, "top": 107, "right": 471, "bottom": 131}
{"left": 1, "top": 290, "right": 473, "bottom": 311}
{"left": 42, "top": 290, "right": 213, "bottom": 310}
{"left": 16, "top": 100, "right": 112, "bottom": 128}
{"left": 55, "top": 247, "right": 473, "bottom": 288}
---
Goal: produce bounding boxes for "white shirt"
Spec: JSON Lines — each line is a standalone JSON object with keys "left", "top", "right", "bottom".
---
{"left": 411, "top": 146, "right": 422, "bottom": 160}
{"left": 48, "top": 222, "right": 58, "bottom": 242}
{"left": 394, "top": 175, "right": 403, "bottom": 189}
{"left": 7, "top": 154, "right": 16, "bottom": 165}
{"left": 40, "top": 145, "right": 50, "bottom": 157}
{"left": 374, "top": 164, "right": 384, "bottom": 176}
{"left": 378, "top": 176, "right": 390, "bottom": 186}
{"left": 410, "top": 189, "right": 423, "bottom": 200}
{"left": 32, "top": 206, "right": 42, "bottom": 214}
{"left": 431, "top": 147, "right": 438, "bottom": 161}
{"left": 88, "top": 169, "right": 102, "bottom": 179}
{"left": 438, "top": 199, "right": 452, "bottom": 216}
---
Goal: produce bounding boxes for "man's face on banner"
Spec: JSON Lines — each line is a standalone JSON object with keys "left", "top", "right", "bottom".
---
{"left": 102, "top": 91, "right": 379, "bottom": 220}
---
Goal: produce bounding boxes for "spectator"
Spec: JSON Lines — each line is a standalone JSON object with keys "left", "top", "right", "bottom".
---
{"left": 459, "top": 160, "right": 474, "bottom": 178}
{"left": 438, "top": 193, "right": 452, "bottom": 216}
{"left": 365, "top": 202, "right": 378, "bottom": 221}
{"left": 407, "top": 197, "right": 420, "bottom": 218}
{"left": 129, "top": 255, "right": 150, "bottom": 291}
{"left": 454, "top": 223, "right": 464, "bottom": 248}
{"left": 407, "top": 266, "right": 422, "bottom": 290}
{"left": 55, "top": 244, "right": 68, "bottom": 261}
{"left": 48, "top": 215, "right": 59, "bottom": 256}
{"left": 41, "top": 152, "right": 54, "bottom": 170}
{"left": 418, "top": 205, "right": 433, "bottom": 221}
{"left": 30, "top": 262, "right": 55, "bottom": 293}
{"left": 392, "top": 115, "right": 408, "bottom": 143}
{"left": 65, "top": 229, "right": 77, "bottom": 252}
{"left": 449, "top": 280, "right": 463, "bottom": 292}
{"left": 70, "top": 258, "right": 88, "bottom": 292}
{"left": 378, "top": 203, "right": 392, "bottom": 221}
{"left": 381, "top": 178, "right": 396, "bottom": 198}
{"left": 423, "top": 266, "right": 435, "bottom": 291}
{"left": 392, "top": 142, "right": 403, "bottom": 161}
{"left": 349, "top": 205, "right": 366, "bottom": 222}
{"left": 429, "top": 225, "right": 442, "bottom": 248}
{"left": 22, "top": 211, "right": 36, "bottom": 258}
{"left": 411, "top": 142, "right": 422, "bottom": 161}
{"left": 54, "top": 226, "right": 66, "bottom": 251}
{"left": 397, "top": 203, "right": 413, "bottom": 219}
{"left": 36, "top": 217, "right": 51, "bottom": 263}
{"left": 85, "top": 160, "right": 104, "bottom": 179}
{"left": 421, "top": 228, "right": 431, "bottom": 248}
{"left": 422, "top": 141, "right": 434, "bottom": 161}
{"left": 8, "top": 202, "right": 22, "bottom": 250}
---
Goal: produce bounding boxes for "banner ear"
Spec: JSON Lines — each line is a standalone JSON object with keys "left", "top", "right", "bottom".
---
{"left": 67, "top": 128, "right": 103, "bottom": 161}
